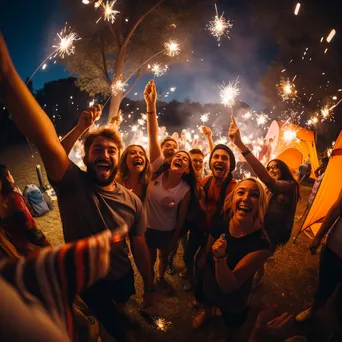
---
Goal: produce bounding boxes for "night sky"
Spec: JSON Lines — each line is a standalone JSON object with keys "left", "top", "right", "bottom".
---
{"left": 1, "top": 0, "right": 342, "bottom": 111}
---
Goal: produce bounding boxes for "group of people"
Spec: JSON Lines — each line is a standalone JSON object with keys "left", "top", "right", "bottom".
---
{"left": 0, "top": 33, "right": 341, "bottom": 342}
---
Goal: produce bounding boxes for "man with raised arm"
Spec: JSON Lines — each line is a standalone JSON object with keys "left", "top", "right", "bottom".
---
{"left": 0, "top": 34, "right": 154, "bottom": 342}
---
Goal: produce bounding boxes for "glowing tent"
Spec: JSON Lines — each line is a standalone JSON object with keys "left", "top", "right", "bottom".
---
{"left": 265, "top": 120, "right": 319, "bottom": 178}
{"left": 297, "top": 130, "right": 342, "bottom": 237}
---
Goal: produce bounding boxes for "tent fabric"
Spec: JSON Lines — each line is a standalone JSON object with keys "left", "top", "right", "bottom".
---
{"left": 265, "top": 120, "right": 319, "bottom": 178}
{"left": 301, "top": 130, "right": 342, "bottom": 236}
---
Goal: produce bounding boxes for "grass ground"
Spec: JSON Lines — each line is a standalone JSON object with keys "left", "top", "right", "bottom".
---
{"left": 1, "top": 144, "right": 339, "bottom": 342}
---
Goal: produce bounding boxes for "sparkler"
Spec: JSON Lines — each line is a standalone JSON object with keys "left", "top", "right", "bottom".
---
{"left": 111, "top": 79, "right": 127, "bottom": 95}
{"left": 200, "top": 113, "right": 210, "bottom": 124}
{"left": 326, "top": 29, "right": 336, "bottom": 43}
{"left": 242, "top": 111, "right": 253, "bottom": 120}
{"left": 219, "top": 78, "right": 240, "bottom": 108}
{"left": 294, "top": 3, "right": 301, "bottom": 16}
{"left": 150, "top": 63, "right": 168, "bottom": 77}
{"left": 321, "top": 105, "right": 330, "bottom": 120}
{"left": 279, "top": 78, "right": 297, "bottom": 102}
{"left": 283, "top": 128, "right": 298, "bottom": 144}
{"left": 164, "top": 39, "right": 181, "bottom": 57}
{"left": 153, "top": 317, "right": 172, "bottom": 332}
{"left": 256, "top": 113, "right": 269, "bottom": 127}
{"left": 170, "top": 87, "right": 176, "bottom": 92}
{"left": 96, "top": 0, "right": 120, "bottom": 24}
{"left": 207, "top": 4, "right": 233, "bottom": 46}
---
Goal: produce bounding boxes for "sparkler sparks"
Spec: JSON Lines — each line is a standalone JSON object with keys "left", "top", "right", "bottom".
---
{"left": 164, "top": 39, "right": 180, "bottom": 57}
{"left": 150, "top": 63, "right": 168, "bottom": 77}
{"left": 326, "top": 29, "right": 336, "bottom": 43}
{"left": 279, "top": 78, "right": 297, "bottom": 102}
{"left": 96, "top": 0, "right": 120, "bottom": 24}
{"left": 111, "top": 79, "right": 127, "bottom": 95}
{"left": 219, "top": 78, "right": 240, "bottom": 108}
{"left": 294, "top": 3, "right": 301, "bottom": 16}
{"left": 153, "top": 317, "right": 172, "bottom": 332}
{"left": 200, "top": 113, "right": 210, "bottom": 124}
{"left": 256, "top": 113, "right": 269, "bottom": 127}
{"left": 52, "top": 26, "right": 81, "bottom": 59}
{"left": 283, "top": 128, "right": 298, "bottom": 144}
{"left": 207, "top": 13, "right": 233, "bottom": 46}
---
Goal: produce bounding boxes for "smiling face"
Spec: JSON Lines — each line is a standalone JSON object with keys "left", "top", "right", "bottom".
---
{"left": 85, "top": 136, "right": 119, "bottom": 186}
{"left": 161, "top": 140, "right": 178, "bottom": 162}
{"left": 210, "top": 149, "right": 230, "bottom": 180}
{"left": 266, "top": 161, "right": 282, "bottom": 180}
{"left": 170, "top": 152, "right": 190, "bottom": 175}
{"left": 231, "top": 180, "right": 260, "bottom": 224}
{"left": 191, "top": 153, "right": 204, "bottom": 177}
{"left": 126, "top": 146, "right": 147, "bottom": 174}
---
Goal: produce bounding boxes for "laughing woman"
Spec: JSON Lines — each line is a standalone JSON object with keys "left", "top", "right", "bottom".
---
{"left": 144, "top": 80, "right": 197, "bottom": 294}
{"left": 193, "top": 178, "right": 271, "bottom": 336}
{"left": 116, "top": 145, "right": 151, "bottom": 202}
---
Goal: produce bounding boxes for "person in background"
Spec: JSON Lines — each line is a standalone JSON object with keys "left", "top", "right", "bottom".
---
{"left": 298, "top": 157, "right": 312, "bottom": 184}
{"left": 314, "top": 156, "right": 329, "bottom": 177}
{"left": 144, "top": 80, "right": 196, "bottom": 294}
{"left": 116, "top": 145, "right": 151, "bottom": 202}
{"left": 229, "top": 116, "right": 299, "bottom": 288}
{"left": 0, "top": 164, "right": 50, "bottom": 256}
{"left": 193, "top": 178, "right": 271, "bottom": 338}
{"left": 0, "top": 35, "right": 154, "bottom": 342}
{"left": 295, "top": 190, "right": 342, "bottom": 337}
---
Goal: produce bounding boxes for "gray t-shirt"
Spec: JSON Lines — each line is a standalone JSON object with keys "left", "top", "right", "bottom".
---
{"left": 50, "top": 161, "right": 146, "bottom": 280}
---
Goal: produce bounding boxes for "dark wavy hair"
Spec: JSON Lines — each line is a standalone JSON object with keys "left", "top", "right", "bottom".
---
{"left": 266, "top": 159, "right": 300, "bottom": 201}
{"left": 118, "top": 145, "right": 151, "bottom": 185}
{"left": 0, "top": 164, "right": 15, "bottom": 197}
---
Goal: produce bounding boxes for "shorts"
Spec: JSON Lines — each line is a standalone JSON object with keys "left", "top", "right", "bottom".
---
{"left": 145, "top": 228, "right": 175, "bottom": 249}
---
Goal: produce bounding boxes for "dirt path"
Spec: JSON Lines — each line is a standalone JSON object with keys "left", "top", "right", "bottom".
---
{"left": 1, "top": 144, "right": 338, "bottom": 342}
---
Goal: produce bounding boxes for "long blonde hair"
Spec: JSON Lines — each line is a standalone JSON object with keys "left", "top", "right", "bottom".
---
{"left": 224, "top": 178, "right": 267, "bottom": 232}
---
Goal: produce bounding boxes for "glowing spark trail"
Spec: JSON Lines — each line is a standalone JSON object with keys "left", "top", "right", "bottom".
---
{"left": 200, "top": 113, "right": 210, "bottom": 124}
{"left": 279, "top": 78, "right": 297, "bottom": 102}
{"left": 294, "top": 3, "right": 301, "bottom": 16}
{"left": 111, "top": 79, "right": 127, "bottom": 95}
{"left": 153, "top": 317, "right": 172, "bottom": 332}
{"left": 326, "top": 29, "right": 336, "bottom": 43}
{"left": 219, "top": 78, "right": 240, "bottom": 108}
{"left": 150, "top": 63, "right": 168, "bottom": 77}
{"left": 208, "top": 4, "right": 233, "bottom": 46}
{"left": 256, "top": 113, "right": 269, "bottom": 127}
{"left": 283, "top": 128, "right": 298, "bottom": 144}
{"left": 165, "top": 39, "right": 180, "bottom": 57}
{"left": 96, "top": 1, "right": 119, "bottom": 24}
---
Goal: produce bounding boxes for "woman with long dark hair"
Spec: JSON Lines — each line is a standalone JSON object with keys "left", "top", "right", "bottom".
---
{"left": 0, "top": 164, "right": 50, "bottom": 256}
{"left": 228, "top": 116, "right": 299, "bottom": 287}
{"left": 116, "top": 144, "right": 151, "bottom": 202}
{"left": 193, "top": 178, "right": 271, "bottom": 335}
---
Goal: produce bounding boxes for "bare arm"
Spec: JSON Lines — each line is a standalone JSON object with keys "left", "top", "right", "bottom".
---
{"left": 130, "top": 235, "right": 153, "bottom": 290}
{"left": 201, "top": 126, "right": 215, "bottom": 153}
{"left": 173, "top": 190, "right": 191, "bottom": 239}
{"left": 61, "top": 105, "right": 102, "bottom": 155}
{"left": 215, "top": 250, "right": 271, "bottom": 294}
{"left": 144, "top": 80, "right": 162, "bottom": 163}
{"left": 228, "top": 116, "right": 294, "bottom": 194}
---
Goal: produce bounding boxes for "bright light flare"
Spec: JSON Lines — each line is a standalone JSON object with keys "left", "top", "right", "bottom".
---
{"left": 164, "top": 39, "right": 180, "bottom": 57}
{"left": 219, "top": 78, "right": 240, "bottom": 107}
{"left": 52, "top": 26, "right": 81, "bottom": 59}
{"left": 96, "top": 1, "right": 120, "bottom": 24}
{"left": 82, "top": 0, "right": 90, "bottom": 4}
{"left": 207, "top": 13, "right": 233, "bottom": 45}
{"left": 279, "top": 78, "right": 297, "bottom": 102}
{"left": 294, "top": 3, "right": 301, "bottom": 15}
{"left": 200, "top": 113, "right": 210, "bottom": 123}
{"left": 256, "top": 113, "right": 269, "bottom": 126}
{"left": 320, "top": 105, "right": 331, "bottom": 121}
{"left": 242, "top": 111, "right": 252, "bottom": 120}
{"left": 170, "top": 87, "right": 176, "bottom": 92}
{"left": 283, "top": 128, "right": 298, "bottom": 144}
{"left": 153, "top": 317, "right": 172, "bottom": 332}
{"left": 326, "top": 29, "right": 336, "bottom": 43}
{"left": 42, "top": 64, "right": 47, "bottom": 70}
{"left": 150, "top": 63, "right": 168, "bottom": 77}
{"left": 111, "top": 79, "right": 127, "bottom": 95}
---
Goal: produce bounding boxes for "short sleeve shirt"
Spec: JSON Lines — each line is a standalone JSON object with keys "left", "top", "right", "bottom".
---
{"left": 50, "top": 161, "right": 146, "bottom": 281}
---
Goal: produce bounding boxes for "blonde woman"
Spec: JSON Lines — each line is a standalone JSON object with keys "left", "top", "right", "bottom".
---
{"left": 193, "top": 178, "right": 271, "bottom": 334}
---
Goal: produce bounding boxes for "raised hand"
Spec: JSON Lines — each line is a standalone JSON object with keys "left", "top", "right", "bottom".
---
{"left": 77, "top": 104, "right": 102, "bottom": 132}
{"left": 144, "top": 80, "right": 157, "bottom": 112}
{"left": 109, "top": 109, "right": 122, "bottom": 128}
{"left": 201, "top": 126, "right": 212, "bottom": 139}
{"left": 212, "top": 234, "right": 227, "bottom": 258}
{"left": 228, "top": 115, "right": 243, "bottom": 147}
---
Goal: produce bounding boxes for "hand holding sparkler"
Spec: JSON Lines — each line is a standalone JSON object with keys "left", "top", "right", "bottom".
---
{"left": 200, "top": 126, "right": 212, "bottom": 139}
{"left": 212, "top": 234, "right": 227, "bottom": 258}
{"left": 109, "top": 109, "right": 122, "bottom": 128}
{"left": 77, "top": 104, "right": 103, "bottom": 132}
{"left": 144, "top": 80, "right": 157, "bottom": 112}
{"left": 228, "top": 115, "right": 244, "bottom": 149}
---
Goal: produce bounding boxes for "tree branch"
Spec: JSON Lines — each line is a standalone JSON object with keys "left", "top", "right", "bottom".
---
{"left": 122, "top": 0, "right": 165, "bottom": 50}
{"left": 122, "top": 70, "right": 141, "bottom": 99}
{"left": 100, "top": 32, "right": 110, "bottom": 79}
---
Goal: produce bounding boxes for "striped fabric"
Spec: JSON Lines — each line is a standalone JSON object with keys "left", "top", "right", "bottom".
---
{"left": 0, "top": 230, "right": 112, "bottom": 341}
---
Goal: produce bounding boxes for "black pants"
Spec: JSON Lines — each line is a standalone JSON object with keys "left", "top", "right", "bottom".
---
{"left": 314, "top": 246, "right": 342, "bottom": 321}
{"left": 81, "top": 269, "right": 135, "bottom": 342}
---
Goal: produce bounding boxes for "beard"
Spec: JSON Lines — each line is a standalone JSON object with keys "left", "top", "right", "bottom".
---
{"left": 86, "top": 161, "right": 118, "bottom": 187}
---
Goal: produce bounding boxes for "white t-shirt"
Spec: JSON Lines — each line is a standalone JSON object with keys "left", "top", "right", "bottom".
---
{"left": 151, "top": 155, "right": 166, "bottom": 173}
{"left": 145, "top": 156, "right": 190, "bottom": 231}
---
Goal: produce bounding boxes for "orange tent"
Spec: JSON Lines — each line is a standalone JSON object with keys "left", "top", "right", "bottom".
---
{"left": 265, "top": 120, "right": 319, "bottom": 178}
{"left": 298, "top": 130, "right": 342, "bottom": 237}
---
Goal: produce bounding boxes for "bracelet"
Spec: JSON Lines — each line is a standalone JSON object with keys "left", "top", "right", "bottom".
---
{"left": 241, "top": 149, "right": 251, "bottom": 156}
{"left": 146, "top": 111, "right": 156, "bottom": 114}
{"left": 214, "top": 255, "right": 227, "bottom": 262}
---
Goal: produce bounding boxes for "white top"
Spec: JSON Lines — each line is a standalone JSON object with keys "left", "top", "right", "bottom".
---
{"left": 151, "top": 155, "right": 165, "bottom": 173}
{"left": 145, "top": 156, "right": 190, "bottom": 231}
{"left": 326, "top": 216, "right": 342, "bottom": 259}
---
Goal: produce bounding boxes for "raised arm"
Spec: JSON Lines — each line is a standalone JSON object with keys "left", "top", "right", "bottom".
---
{"left": 201, "top": 126, "right": 215, "bottom": 152}
{"left": 229, "top": 115, "right": 293, "bottom": 194}
{"left": 61, "top": 105, "right": 102, "bottom": 155}
{"left": 0, "top": 34, "right": 68, "bottom": 181}
{"left": 144, "top": 80, "right": 161, "bottom": 163}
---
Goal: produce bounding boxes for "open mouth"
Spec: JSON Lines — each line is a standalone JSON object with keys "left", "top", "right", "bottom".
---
{"left": 167, "top": 150, "right": 175, "bottom": 157}
{"left": 238, "top": 205, "right": 252, "bottom": 214}
{"left": 214, "top": 164, "right": 225, "bottom": 172}
{"left": 95, "top": 162, "right": 112, "bottom": 175}
{"left": 174, "top": 160, "right": 182, "bottom": 168}
{"left": 133, "top": 159, "right": 143, "bottom": 166}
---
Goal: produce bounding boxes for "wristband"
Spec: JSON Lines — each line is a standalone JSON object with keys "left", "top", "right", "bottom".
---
{"left": 241, "top": 149, "right": 251, "bottom": 156}
{"left": 214, "top": 255, "right": 227, "bottom": 262}
{"left": 146, "top": 111, "right": 155, "bottom": 114}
